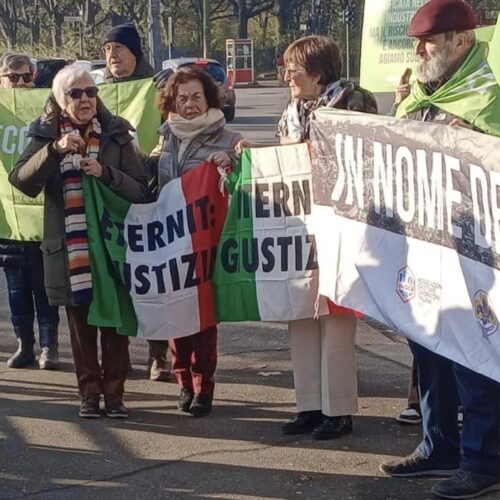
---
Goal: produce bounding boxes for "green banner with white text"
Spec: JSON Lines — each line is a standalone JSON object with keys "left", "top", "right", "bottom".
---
{"left": 0, "top": 78, "right": 160, "bottom": 241}
{"left": 359, "top": 0, "right": 499, "bottom": 94}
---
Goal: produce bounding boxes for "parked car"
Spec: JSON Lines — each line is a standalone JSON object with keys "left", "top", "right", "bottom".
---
{"left": 73, "top": 60, "right": 106, "bottom": 85}
{"left": 161, "top": 58, "right": 236, "bottom": 122}
{"left": 31, "top": 58, "right": 68, "bottom": 88}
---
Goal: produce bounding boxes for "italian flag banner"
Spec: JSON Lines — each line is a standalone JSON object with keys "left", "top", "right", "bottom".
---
{"left": 0, "top": 78, "right": 160, "bottom": 241}
{"left": 213, "top": 144, "right": 329, "bottom": 322}
{"left": 84, "top": 162, "right": 228, "bottom": 339}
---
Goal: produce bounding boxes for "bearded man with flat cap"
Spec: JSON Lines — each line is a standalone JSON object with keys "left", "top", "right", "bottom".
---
{"left": 380, "top": 1, "right": 500, "bottom": 499}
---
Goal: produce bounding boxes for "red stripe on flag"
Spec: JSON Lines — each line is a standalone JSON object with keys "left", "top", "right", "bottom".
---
{"left": 327, "top": 299, "right": 363, "bottom": 318}
{"left": 180, "top": 162, "right": 229, "bottom": 331}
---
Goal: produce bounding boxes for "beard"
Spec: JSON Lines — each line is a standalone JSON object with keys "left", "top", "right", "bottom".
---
{"left": 416, "top": 43, "right": 455, "bottom": 84}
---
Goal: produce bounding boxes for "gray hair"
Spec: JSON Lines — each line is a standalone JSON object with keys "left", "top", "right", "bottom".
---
{"left": 52, "top": 63, "right": 94, "bottom": 109}
{"left": 0, "top": 53, "right": 35, "bottom": 75}
{"left": 444, "top": 29, "right": 476, "bottom": 47}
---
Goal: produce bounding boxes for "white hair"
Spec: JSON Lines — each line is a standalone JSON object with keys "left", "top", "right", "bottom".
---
{"left": 52, "top": 63, "right": 94, "bottom": 109}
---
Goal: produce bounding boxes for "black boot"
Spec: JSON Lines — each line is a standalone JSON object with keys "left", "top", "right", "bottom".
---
{"left": 7, "top": 326, "right": 36, "bottom": 368}
{"left": 39, "top": 325, "right": 59, "bottom": 370}
{"left": 189, "top": 393, "right": 213, "bottom": 417}
{"left": 312, "top": 415, "right": 353, "bottom": 440}
{"left": 178, "top": 388, "right": 194, "bottom": 412}
{"left": 282, "top": 410, "right": 324, "bottom": 435}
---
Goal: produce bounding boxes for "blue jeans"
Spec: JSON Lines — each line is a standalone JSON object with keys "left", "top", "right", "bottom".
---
{"left": 409, "top": 340, "right": 500, "bottom": 475}
{"left": 4, "top": 253, "right": 59, "bottom": 344}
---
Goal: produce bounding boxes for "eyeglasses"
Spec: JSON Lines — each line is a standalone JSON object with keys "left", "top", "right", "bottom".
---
{"left": 65, "top": 86, "right": 99, "bottom": 99}
{"left": 284, "top": 67, "right": 305, "bottom": 76}
{"left": 1, "top": 72, "right": 33, "bottom": 83}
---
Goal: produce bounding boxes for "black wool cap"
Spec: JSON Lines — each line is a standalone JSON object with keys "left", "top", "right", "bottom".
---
{"left": 102, "top": 22, "right": 142, "bottom": 59}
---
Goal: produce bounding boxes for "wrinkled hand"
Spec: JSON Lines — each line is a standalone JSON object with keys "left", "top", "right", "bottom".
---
{"left": 208, "top": 151, "right": 232, "bottom": 168}
{"left": 80, "top": 158, "right": 103, "bottom": 178}
{"left": 449, "top": 118, "right": 474, "bottom": 130}
{"left": 235, "top": 139, "right": 253, "bottom": 155}
{"left": 395, "top": 68, "right": 412, "bottom": 105}
{"left": 54, "top": 133, "right": 85, "bottom": 155}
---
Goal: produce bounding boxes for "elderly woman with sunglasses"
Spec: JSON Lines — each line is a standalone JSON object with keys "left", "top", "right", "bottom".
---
{"left": 10, "top": 64, "right": 148, "bottom": 419}
{"left": 0, "top": 53, "right": 61, "bottom": 372}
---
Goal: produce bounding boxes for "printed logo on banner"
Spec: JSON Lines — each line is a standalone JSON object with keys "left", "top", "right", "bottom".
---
{"left": 396, "top": 266, "right": 415, "bottom": 303}
{"left": 417, "top": 278, "right": 441, "bottom": 304}
{"left": 473, "top": 290, "right": 498, "bottom": 341}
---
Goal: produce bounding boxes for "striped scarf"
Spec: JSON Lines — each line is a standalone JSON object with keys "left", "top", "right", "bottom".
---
{"left": 59, "top": 115, "right": 101, "bottom": 304}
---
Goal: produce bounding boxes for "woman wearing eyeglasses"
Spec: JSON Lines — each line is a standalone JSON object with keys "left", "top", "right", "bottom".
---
{"left": 10, "top": 64, "right": 148, "bottom": 419}
{"left": 0, "top": 53, "right": 61, "bottom": 372}
{"left": 277, "top": 36, "right": 377, "bottom": 440}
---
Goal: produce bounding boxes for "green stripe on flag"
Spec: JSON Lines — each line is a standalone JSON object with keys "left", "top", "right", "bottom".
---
{"left": 213, "top": 149, "right": 260, "bottom": 321}
{"left": 84, "top": 175, "right": 138, "bottom": 336}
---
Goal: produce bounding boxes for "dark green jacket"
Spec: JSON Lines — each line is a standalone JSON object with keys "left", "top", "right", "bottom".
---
{"left": 9, "top": 96, "right": 149, "bottom": 306}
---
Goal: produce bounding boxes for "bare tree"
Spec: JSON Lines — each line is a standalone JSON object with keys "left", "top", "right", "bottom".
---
{"left": 0, "top": 0, "right": 19, "bottom": 49}
{"left": 229, "top": 0, "right": 274, "bottom": 38}
{"left": 38, "top": 0, "right": 74, "bottom": 50}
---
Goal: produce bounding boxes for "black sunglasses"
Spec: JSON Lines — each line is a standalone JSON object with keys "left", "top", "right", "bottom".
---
{"left": 65, "top": 86, "right": 99, "bottom": 99}
{"left": 1, "top": 72, "right": 33, "bottom": 83}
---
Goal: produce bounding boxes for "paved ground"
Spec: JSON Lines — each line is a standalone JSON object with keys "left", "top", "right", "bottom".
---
{"left": 1, "top": 88, "right": 497, "bottom": 500}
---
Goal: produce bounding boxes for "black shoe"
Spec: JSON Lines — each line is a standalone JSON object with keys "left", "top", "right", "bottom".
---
{"left": 104, "top": 394, "right": 128, "bottom": 418}
{"left": 432, "top": 469, "right": 500, "bottom": 499}
{"left": 7, "top": 340, "right": 36, "bottom": 368}
{"left": 189, "top": 393, "right": 213, "bottom": 417}
{"left": 312, "top": 415, "right": 353, "bottom": 440}
{"left": 379, "top": 452, "right": 459, "bottom": 478}
{"left": 178, "top": 388, "right": 194, "bottom": 412}
{"left": 281, "top": 410, "right": 324, "bottom": 435}
{"left": 79, "top": 394, "right": 101, "bottom": 418}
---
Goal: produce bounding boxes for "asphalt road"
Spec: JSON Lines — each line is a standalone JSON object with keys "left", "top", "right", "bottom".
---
{"left": 228, "top": 85, "right": 290, "bottom": 145}
{"left": 1, "top": 86, "right": 496, "bottom": 500}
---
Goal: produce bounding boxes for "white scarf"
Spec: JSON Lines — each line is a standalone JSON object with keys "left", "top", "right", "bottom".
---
{"left": 168, "top": 108, "right": 224, "bottom": 162}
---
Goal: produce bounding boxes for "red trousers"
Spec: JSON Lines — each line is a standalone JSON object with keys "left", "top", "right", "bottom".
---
{"left": 66, "top": 305, "right": 129, "bottom": 396}
{"left": 168, "top": 326, "right": 217, "bottom": 395}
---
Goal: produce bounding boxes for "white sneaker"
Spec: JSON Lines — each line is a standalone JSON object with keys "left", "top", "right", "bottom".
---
{"left": 397, "top": 406, "right": 422, "bottom": 425}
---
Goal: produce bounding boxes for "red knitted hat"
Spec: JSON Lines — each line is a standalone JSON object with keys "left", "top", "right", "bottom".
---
{"left": 408, "top": 0, "right": 477, "bottom": 37}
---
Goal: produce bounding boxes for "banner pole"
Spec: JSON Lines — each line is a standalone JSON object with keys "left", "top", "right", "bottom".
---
{"left": 346, "top": 22, "right": 350, "bottom": 80}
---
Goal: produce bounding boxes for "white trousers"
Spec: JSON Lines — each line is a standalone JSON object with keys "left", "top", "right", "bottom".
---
{"left": 289, "top": 314, "right": 358, "bottom": 417}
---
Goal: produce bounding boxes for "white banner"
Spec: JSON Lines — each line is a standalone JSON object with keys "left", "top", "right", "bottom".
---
{"left": 310, "top": 108, "right": 500, "bottom": 382}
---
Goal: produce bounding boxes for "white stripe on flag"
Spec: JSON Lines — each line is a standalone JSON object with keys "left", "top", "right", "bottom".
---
{"left": 250, "top": 145, "right": 328, "bottom": 321}
{"left": 124, "top": 178, "right": 201, "bottom": 339}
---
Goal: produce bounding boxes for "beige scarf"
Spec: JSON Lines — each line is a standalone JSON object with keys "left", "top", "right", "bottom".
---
{"left": 168, "top": 108, "right": 224, "bottom": 160}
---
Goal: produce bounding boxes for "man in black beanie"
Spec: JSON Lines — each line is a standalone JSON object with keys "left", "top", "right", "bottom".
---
{"left": 102, "top": 22, "right": 154, "bottom": 83}
{"left": 101, "top": 22, "right": 169, "bottom": 382}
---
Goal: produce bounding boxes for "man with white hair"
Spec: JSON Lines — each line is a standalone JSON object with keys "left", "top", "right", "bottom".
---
{"left": 380, "top": 1, "right": 500, "bottom": 499}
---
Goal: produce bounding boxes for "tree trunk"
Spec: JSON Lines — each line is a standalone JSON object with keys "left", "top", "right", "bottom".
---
{"left": 238, "top": 0, "right": 248, "bottom": 38}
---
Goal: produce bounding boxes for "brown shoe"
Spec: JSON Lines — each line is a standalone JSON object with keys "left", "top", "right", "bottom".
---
{"left": 79, "top": 394, "right": 101, "bottom": 418}
{"left": 148, "top": 356, "right": 171, "bottom": 382}
{"left": 104, "top": 394, "right": 128, "bottom": 418}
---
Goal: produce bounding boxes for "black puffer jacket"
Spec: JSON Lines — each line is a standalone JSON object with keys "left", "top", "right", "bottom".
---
{"left": 0, "top": 238, "right": 41, "bottom": 268}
